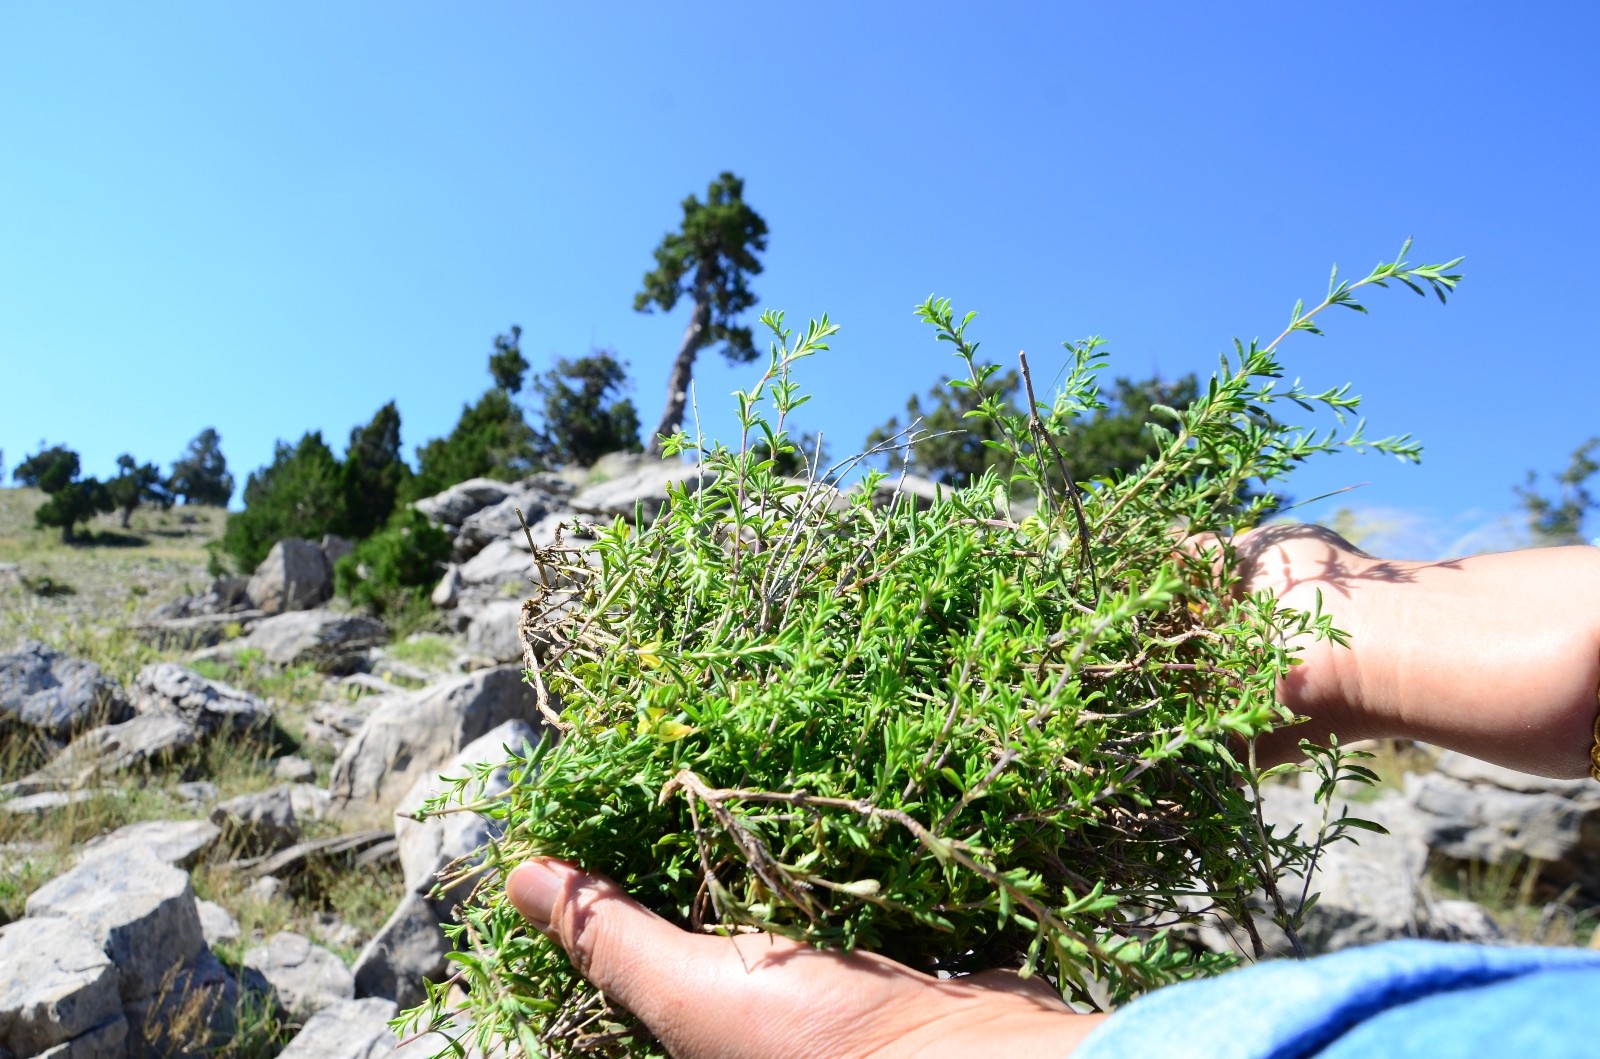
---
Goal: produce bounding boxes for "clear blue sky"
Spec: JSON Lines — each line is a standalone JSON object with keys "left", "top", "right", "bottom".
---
{"left": 2, "top": 3, "right": 1596, "bottom": 553}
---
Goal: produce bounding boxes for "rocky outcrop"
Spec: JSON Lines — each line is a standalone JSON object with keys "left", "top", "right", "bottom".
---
{"left": 79, "top": 820, "right": 220, "bottom": 872}
{"left": 350, "top": 892, "right": 448, "bottom": 1010}
{"left": 1409, "top": 751, "right": 1600, "bottom": 899}
{"left": 242, "top": 932, "right": 353, "bottom": 1017}
{"left": 26, "top": 847, "right": 205, "bottom": 1004}
{"left": 570, "top": 459, "right": 711, "bottom": 523}
{"left": 210, "top": 786, "right": 300, "bottom": 857}
{"left": 464, "top": 600, "right": 523, "bottom": 664}
{"left": 130, "top": 664, "right": 270, "bottom": 737}
{"left": 0, "top": 641, "right": 129, "bottom": 741}
{"left": 451, "top": 483, "right": 564, "bottom": 562}
{"left": 350, "top": 720, "right": 534, "bottom": 1011}
{"left": 275, "top": 996, "right": 397, "bottom": 1059}
{"left": 237, "top": 610, "right": 387, "bottom": 674}
{"left": 412, "top": 479, "right": 516, "bottom": 527}
{"left": 14, "top": 716, "right": 197, "bottom": 791}
{"left": 328, "top": 666, "right": 548, "bottom": 813}
{"left": 246, "top": 539, "right": 333, "bottom": 616}
{"left": 0, "top": 917, "right": 127, "bottom": 1059}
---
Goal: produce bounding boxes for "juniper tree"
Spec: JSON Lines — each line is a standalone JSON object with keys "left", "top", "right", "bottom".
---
{"left": 529, "top": 351, "right": 642, "bottom": 467}
{"left": 168, "top": 427, "right": 235, "bottom": 506}
{"left": 106, "top": 454, "right": 173, "bottom": 528}
{"left": 14, "top": 445, "right": 112, "bottom": 544}
{"left": 635, "top": 171, "right": 769, "bottom": 455}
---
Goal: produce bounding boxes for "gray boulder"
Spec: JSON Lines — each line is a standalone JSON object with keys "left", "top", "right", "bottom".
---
{"left": 247, "top": 538, "right": 333, "bottom": 615}
{"left": 413, "top": 478, "right": 515, "bottom": 527}
{"left": 350, "top": 892, "right": 448, "bottom": 1010}
{"left": 465, "top": 601, "right": 524, "bottom": 665}
{"left": 321, "top": 535, "right": 355, "bottom": 570}
{"left": 451, "top": 484, "right": 560, "bottom": 562}
{"left": 239, "top": 610, "right": 388, "bottom": 673}
{"left": 1408, "top": 751, "right": 1600, "bottom": 899}
{"left": 430, "top": 564, "right": 463, "bottom": 609}
{"left": 328, "top": 666, "right": 549, "bottom": 813}
{"left": 195, "top": 900, "right": 240, "bottom": 947}
{"left": 242, "top": 932, "right": 354, "bottom": 1017}
{"left": 0, "top": 642, "right": 128, "bottom": 741}
{"left": 0, "top": 917, "right": 126, "bottom": 1059}
{"left": 396, "top": 720, "right": 536, "bottom": 897}
{"left": 121, "top": 949, "right": 260, "bottom": 1059}
{"left": 276, "top": 997, "right": 397, "bottom": 1059}
{"left": 79, "top": 819, "right": 220, "bottom": 871}
{"left": 210, "top": 786, "right": 299, "bottom": 856}
{"left": 457, "top": 539, "right": 535, "bottom": 595}
{"left": 130, "top": 664, "right": 270, "bottom": 736}
{"left": 1195, "top": 776, "right": 1502, "bottom": 957}
{"left": 570, "top": 459, "right": 711, "bottom": 523}
{"left": 26, "top": 847, "right": 205, "bottom": 1003}
{"left": 353, "top": 721, "right": 535, "bottom": 1013}
{"left": 21, "top": 716, "right": 196, "bottom": 789}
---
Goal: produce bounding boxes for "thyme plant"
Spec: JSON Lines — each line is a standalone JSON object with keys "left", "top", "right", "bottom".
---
{"left": 403, "top": 243, "right": 1461, "bottom": 1057}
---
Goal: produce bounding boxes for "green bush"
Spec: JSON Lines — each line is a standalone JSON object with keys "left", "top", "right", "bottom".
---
{"left": 403, "top": 246, "right": 1460, "bottom": 1058}
{"left": 333, "top": 508, "right": 451, "bottom": 618}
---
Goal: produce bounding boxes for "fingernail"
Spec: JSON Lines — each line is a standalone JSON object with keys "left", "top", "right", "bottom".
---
{"left": 508, "top": 858, "right": 562, "bottom": 929}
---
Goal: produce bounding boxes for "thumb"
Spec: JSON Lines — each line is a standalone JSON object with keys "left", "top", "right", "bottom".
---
{"left": 507, "top": 857, "right": 698, "bottom": 1026}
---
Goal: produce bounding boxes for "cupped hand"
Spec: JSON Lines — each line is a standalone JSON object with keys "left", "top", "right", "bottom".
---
{"left": 506, "top": 857, "right": 1106, "bottom": 1059}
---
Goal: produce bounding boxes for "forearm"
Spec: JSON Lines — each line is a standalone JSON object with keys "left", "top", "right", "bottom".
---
{"left": 1254, "top": 542, "right": 1600, "bottom": 779}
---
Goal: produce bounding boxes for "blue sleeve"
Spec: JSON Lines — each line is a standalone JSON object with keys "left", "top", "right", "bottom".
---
{"left": 1071, "top": 940, "right": 1600, "bottom": 1059}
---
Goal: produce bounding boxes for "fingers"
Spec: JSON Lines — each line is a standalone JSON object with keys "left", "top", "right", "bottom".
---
{"left": 507, "top": 857, "right": 697, "bottom": 1029}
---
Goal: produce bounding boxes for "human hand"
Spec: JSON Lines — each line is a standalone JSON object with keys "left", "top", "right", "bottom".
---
{"left": 1195, "top": 524, "right": 1600, "bottom": 778}
{"left": 506, "top": 857, "right": 1107, "bottom": 1059}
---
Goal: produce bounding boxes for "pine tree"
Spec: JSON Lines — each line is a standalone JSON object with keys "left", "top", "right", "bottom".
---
{"left": 635, "top": 172, "right": 768, "bottom": 454}
{"left": 530, "top": 351, "right": 642, "bottom": 466}
{"left": 169, "top": 428, "right": 235, "bottom": 506}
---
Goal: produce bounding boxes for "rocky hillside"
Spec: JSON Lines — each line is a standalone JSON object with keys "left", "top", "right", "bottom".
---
{"left": 3, "top": 457, "right": 1597, "bottom": 1058}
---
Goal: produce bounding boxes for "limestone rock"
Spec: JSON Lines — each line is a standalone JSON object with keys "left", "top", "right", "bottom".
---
{"left": 121, "top": 950, "right": 258, "bottom": 1059}
{"left": 464, "top": 601, "right": 523, "bottom": 665}
{"left": 351, "top": 892, "right": 448, "bottom": 1010}
{"left": 79, "top": 819, "right": 220, "bottom": 871}
{"left": 328, "top": 666, "right": 549, "bottom": 813}
{"left": 0, "top": 917, "right": 123, "bottom": 1058}
{"left": 26, "top": 716, "right": 196, "bottom": 788}
{"left": 238, "top": 610, "right": 387, "bottom": 673}
{"left": 26, "top": 848, "right": 204, "bottom": 1002}
{"left": 430, "top": 564, "right": 463, "bottom": 609}
{"left": 210, "top": 786, "right": 299, "bottom": 857}
{"left": 276, "top": 997, "right": 398, "bottom": 1059}
{"left": 195, "top": 900, "right": 239, "bottom": 947}
{"left": 134, "top": 611, "right": 263, "bottom": 651}
{"left": 862, "top": 473, "right": 945, "bottom": 511}
{"left": 247, "top": 538, "right": 333, "bottom": 615}
{"left": 129, "top": 664, "right": 270, "bottom": 737}
{"left": 31, "top": 1013, "right": 127, "bottom": 1058}
{"left": 0, "top": 642, "right": 129, "bottom": 741}
{"left": 451, "top": 484, "right": 559, "bottom": 561}
{"left": 396, "top": 720, "right": 535, "bottom": 898}
{"left": 412, "top": 478, "right": 515, "bottom": 527}
{"left": 321, "top": 535, "right": 355, "bottom": 570}
{"left": 273, "top": 756, "right": 315, "bottom": 783}
{"left": 242, "top": 932, "right": 354, "bottom": 1016}
{"left": 570, "top": 459, "right": 711, "bottom": 523}
{"left": 1408, "top": 751, "right": 1600, "bottom": 898}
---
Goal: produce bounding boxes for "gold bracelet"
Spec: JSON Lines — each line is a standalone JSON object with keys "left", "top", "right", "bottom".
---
{"left": 1591, "top": 693, "right": 1600, "bottom": 783}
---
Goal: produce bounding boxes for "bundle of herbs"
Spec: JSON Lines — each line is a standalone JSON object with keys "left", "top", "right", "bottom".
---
{"left": 402, "top": 244, "right": 1461, "bottom": 1057}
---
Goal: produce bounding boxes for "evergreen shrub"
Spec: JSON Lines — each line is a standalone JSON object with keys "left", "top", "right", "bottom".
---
{"left": 406, "top": 245, "right": 1462, "bottom": 1057}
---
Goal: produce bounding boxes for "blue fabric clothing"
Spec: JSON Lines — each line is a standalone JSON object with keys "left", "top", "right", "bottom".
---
{"left": 1072, "top": 940, "right": 1600, "bottom": 1059}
